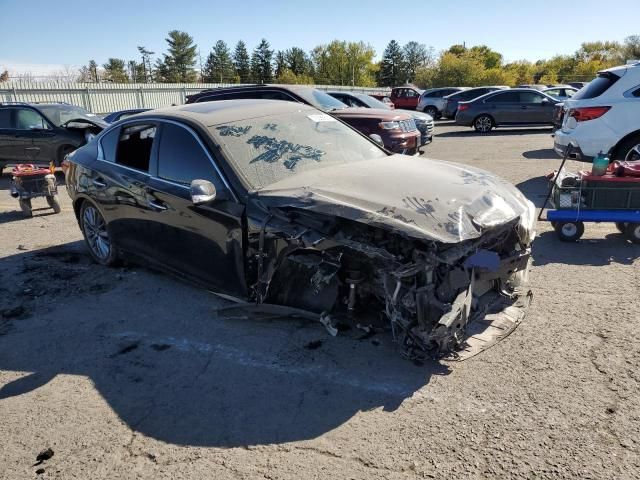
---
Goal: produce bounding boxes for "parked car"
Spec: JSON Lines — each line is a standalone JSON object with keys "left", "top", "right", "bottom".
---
{"left": 516, "top": 84, "right": 549, "bottom": 91}
{"left": 0, "top": 102, "right": 107, "bottom": 173}
{"left": 327, "top": 91, "right": 434, "bottom": 146}
{"left": 390, "top": 86, "right": 424, "bottom": 110}
{"left": 554, "top": 63, "right": 640, "bottom": 162}
{"left": 369, "top": 93, "right": 394, "bottom": 108}
{"left": 64, "top": 99, "right": 536, "bottom": 359}
{"left": 416, "top": 87, "right": 469, "bottom": 118}
{"left": 542, "top": 86, "right": 578, "bottom": 100}
{"left": 455, "top": 89, "right": 560, "bottom": 132}
{"left": 568, "top": 81, "right": 588, "bottom": 90}
{"left": 186, "top": 85, "right": 421, "bottom": 155}
{"left": 442, "top": 86, "right": 509, "bottom": 119}
{"left": 103, "top": 108, "right": 151, "bottom": 123}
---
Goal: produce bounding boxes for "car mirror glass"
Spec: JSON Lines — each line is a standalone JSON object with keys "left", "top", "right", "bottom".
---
{"left": 190, "top": 179, "right": 217, "bottom": 205}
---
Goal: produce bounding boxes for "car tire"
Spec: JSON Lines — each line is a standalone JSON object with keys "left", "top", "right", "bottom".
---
{"left": 79, "top": 201, "right": 118, "bottom": 266}
{"left": 474, "top": 115, "right": 494, "bottom": 133}
{"left": 19, "top": 198, "right": 32, "bottom": 218}
{"left": 554, "top": 221, "right": 584, "bottom": 242}
{"left": 625, "top": 223, "right": 640, "bottom": 244}
{"left": 46, "top": 195, "right": 62, "bottom": 214}
{"left": 615, "top": 222, "right": 628, "bottom": 233}
{"left": 611, "top": 133, "right": 640, "bottom": 162}
{"left": 424, "top": 106, "right": 438, "bottom": 118}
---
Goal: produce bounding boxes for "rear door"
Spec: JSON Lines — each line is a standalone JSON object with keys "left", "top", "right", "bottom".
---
{"left": 93, "top": 122, "right": 161, "bottom": 259}
{"left": 0, "top": 108, "right": 17, "bottom": 162}
{"left": 13, "top": 107, "right": 48, "bottom": 163}
{"left": 146, "top": 121, "right": 246, "bottom": 295}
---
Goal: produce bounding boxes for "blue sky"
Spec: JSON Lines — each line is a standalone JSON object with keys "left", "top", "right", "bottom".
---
{"left": 1, "top": 0, "right": 638, "bottom": 74}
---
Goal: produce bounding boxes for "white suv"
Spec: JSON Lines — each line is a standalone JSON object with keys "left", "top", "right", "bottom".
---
{"left": 554, "top": 62, "right": 640, "bottom": 162}
{"left": 416, "top": 87, "right": 468, "bottom": 118}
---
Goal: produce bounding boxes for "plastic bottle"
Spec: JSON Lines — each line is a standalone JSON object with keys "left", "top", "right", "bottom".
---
{"left": 591, "top": 151, "right": 609, "bottom": 176}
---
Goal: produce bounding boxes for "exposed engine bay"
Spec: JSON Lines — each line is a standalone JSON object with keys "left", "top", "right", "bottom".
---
{"left": 243, "top": 205, "right": 533, "bottom": 361}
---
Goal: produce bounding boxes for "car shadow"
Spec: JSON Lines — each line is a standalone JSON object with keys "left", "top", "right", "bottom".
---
{"left": 532, "top": 230, "right": 640, "bottom": 267}
{"left": 522, "top": 148, "right": 560, "bottom": 160}
{"left": 0, "top": 243, "right": 450, "bottom": 448}
{"left": 436, "top": 127, "right": 553, "bottom": 138}
{"left": 516, "top": 176, "right": 551, "bottom": 208}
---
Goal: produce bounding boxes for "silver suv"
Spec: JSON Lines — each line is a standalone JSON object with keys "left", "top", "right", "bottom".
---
{"left": 416, "top": 87, "right": 469, "bottom": 118}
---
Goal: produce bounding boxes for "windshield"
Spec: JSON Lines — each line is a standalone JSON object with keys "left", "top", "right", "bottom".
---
{"left": 38, "top": 104, "right": 99, "bottom": 127}
{"left": 354, "top": 93, "right": 391, "bottom": 110}
{"left": 210, "top": 110, "right": 387, "bottom": 190}
{"left": 294, "top": 89, "right": 349, "bottom": 111}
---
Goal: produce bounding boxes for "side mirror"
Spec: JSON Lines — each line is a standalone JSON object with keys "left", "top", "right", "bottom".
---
{"left": 541, "top": 98, "right": 550, "bottom": 105}
{"left": 190, "top": 179, "right": 216, "bottom": 205}
{"left": 369, "top": 134, "right": 384, "bottom": 147}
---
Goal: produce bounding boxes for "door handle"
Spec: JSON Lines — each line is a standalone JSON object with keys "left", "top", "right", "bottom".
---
{"left": 92, "top": 178, "right": 107, "bottom": 188}
{"left": 148, "top": 199, "right": 168, "bottom": 211}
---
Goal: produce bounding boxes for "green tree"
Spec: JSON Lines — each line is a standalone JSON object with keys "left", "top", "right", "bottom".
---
{"left": 137, "top": 46, "right": 154, "bottom": 82}
{"left": 623, "top": 35, "right": 640, "bottom": 61}
{"left": 250, "top": 39, "right": 273, "bottom": 83}
{"left": 468, "top": 45, "right": 503, "bottom": 69}
{"left": 275, "top": 68, "right": 314, "bottom": 85}
{"left": 274, "top": 50, "right": 287, "bottom": 78}
{"left": 233, "top": 40, "right": 251, "bottom": 83}
{"left": 504, "top": 61, "right": 535, "bottom": 85}
{"left": 378, "top": 40, "right": 405, "bottom": 86}
{"left": 429, "top": 52, "right": 483, "bottom": 87}
{"left": 203, "top": 40, "right": 236, "bottom": 83}
{"left": 155, "top": 30, "right": 198, "bottom": 83}
{"left": 403, "top": 42, "right": 433, "bottom": 82}
{"left": 102, "top": 58, "right": 129, "bottom": 83}
{"left": 285, "top": 47, "right": 310, "bottom": 75}
{"left": 575, "top": 41, "right": 623, "bottom": 64}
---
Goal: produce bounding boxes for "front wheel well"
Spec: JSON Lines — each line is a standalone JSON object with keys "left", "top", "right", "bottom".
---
{"left": 73, "top": 197, "right": 86, "bottom": 221}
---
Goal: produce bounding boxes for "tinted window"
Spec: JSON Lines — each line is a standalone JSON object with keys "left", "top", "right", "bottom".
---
{"left": 16, "top": 109, "right": 47, "bottom": 129}
{"left": 0, "top": 109, "right": 11, "bottom": 128}
{"left": 424, "top": 91, "right": 439, "bottom": 98}
{"left": 632, "top": 87, "right": 640, "bottom": 97}
{"left": 158, "top": 123, "right": 218, "bottom": 186}
{"left": 486, "top": 92, "right": 520, "bottom": 103}
{"left": 573, "top": 72, "right": 620, "bottom": 100}
{"left": 520, "top": 92, "right": 545, "bottom": 103}
{"left": 116, "top": 124, "right": 156, "bottom": 172}
{"left": 100, "top": 128, "right": 119, "bottom": 162}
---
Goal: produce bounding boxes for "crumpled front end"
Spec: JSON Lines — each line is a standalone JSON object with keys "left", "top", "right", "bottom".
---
{"left": 243, "top": 199, "right": 535, "bottom": 361}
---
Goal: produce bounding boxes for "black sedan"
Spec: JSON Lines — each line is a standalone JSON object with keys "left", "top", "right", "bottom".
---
{"left": 64, "top": 100, "right": 535, "bottom": 360}
{"left": 455, "top": 89, "right": 560, "bottom": 133}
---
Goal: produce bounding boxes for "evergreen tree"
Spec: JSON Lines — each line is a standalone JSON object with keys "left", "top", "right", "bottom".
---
{"left": 233, "top": 40, "right": 251, "bottom": 83}
{"left": 102, "top": 58, "right": 129, "bottom": 83}
{"left": 378, "top": 40, "right": 405, "bottom": 86}
{"left": 402, "top": 42, "right": 433, "bottom": 83}
{"left": 155, "top": 30, "right": 198, "bottom": 83}
{"left": 203, "top": 40, "right": 236, "bottom": 83}
{"left": 137, "top": 46, "right": 155, "bottom": 82}
{"left": 274, "top": 50, "right": 287, "bottom": 78}
{"left": 285, "top": 47, "right": 309, "bottom": 75}
{"left": 250, "top": 39, "right": 273, "bottom": 83}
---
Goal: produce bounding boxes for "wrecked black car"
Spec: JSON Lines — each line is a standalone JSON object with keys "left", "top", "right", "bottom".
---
{"left": 0, "top": 102, "right": 107, "bottom": 173}
{"left": 64, "top": 100, "right": 536, "bottom": 360}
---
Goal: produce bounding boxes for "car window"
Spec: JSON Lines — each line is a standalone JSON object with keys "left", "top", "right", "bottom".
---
{"left": 100, "top": 128, "right": 120, "bottom": 162}
{"left": 633, "top": 87, "right": 640, "bottom": 97}
{"left": 0, "top": 109, "right": 11, "bottom": 128}
{"left": 520, "top": 92, "right": 545, "bottom": 103}
{"left": 15, "top": 108, "right": 48, "bottom": 130}
{"left": 544, "top": 89, "right": 561, "bottom": 98}
{"left": 424, "top": 91, "right": 438, "bottom": 98}
{"left": 116, "top": 124, "right": 156, "bottom": 172}
{"left": 486, "top": 92, "right": 520, "bottom": 103}
{"left": 157, "top": 123, "right": 220, "bottom": 186}
{"left": 564, "top": 89, "right": 576, "bottom": 98}
{"left": 573, "top": 72, "right": 620, "bottom": 100}
{"left": 406, "top": 90, "right": 418, "bottom": 98}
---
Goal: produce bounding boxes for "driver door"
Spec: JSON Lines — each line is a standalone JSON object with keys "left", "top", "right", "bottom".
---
{"left": 146, "top": 121, "right": 246, "bottom": 295}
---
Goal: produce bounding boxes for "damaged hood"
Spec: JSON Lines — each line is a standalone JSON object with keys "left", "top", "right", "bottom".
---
{"left": 62, "top": 117, "right": 108, "bottom": 130}
{"left": 251, "top": 155, "right": 535, "bottom": 243}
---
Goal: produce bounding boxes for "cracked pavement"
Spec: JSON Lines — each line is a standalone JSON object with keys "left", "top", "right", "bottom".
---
{"left": 0, "top": 122, "right": 639, "bottom": 479}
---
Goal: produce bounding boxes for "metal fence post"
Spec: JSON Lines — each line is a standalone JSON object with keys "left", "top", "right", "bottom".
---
{"left": 181, "top": 86, "right": 187, "bottom": 104}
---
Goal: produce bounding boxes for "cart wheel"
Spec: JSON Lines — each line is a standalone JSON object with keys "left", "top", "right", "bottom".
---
{"left": 625, "top": 223, "right": 640, "bottom": 244}
{"left": 46, "top": 195, "right": 62, "bottom": 214}
{"left": 19, "top": 198, "right": 32, "bottom": 218}
{"left": 554, "top": 221, "right": 584, "bottom": 242}
{"left": 615, "top": 222, "right": 628, "bottom": 234}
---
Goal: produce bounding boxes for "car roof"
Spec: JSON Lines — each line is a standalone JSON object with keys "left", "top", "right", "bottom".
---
{"left": 133, "top": 99, "right": 318, "bottom": 127}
